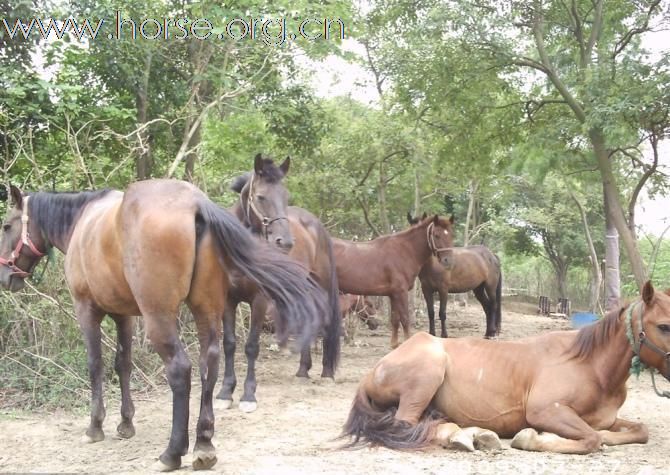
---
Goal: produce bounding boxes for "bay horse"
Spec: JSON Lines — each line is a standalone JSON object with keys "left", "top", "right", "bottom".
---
{"left": 408, "top": 213, "right": 501, "bottom": 338}
{"left": 215, "top": 154, "right": 341, "bottom": 412}
{"left": 342, "top": 281, "right": 670, "bottom": 454}
{"left": 0, "top": 180, "right": 327, "bottom": 472}
{"left": 333, "top": 214, "right": 455, "bottom": 349}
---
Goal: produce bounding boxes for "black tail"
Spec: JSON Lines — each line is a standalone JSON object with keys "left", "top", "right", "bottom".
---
{"left": 320, "top": 228, "right": 342, "bottom": 377}
{"left": 198, "top": 199, "right": 325, "bottom": 351}
{"left": 341, "top": 385, "right": 442, "bottom": 450}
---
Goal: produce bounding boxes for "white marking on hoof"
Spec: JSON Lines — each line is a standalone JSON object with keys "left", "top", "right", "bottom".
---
{"left": 239, "top": 401, "right": 257, "bottom": 413}
{"left": 192, "top": 450, "right": 217, "bottom": 471}
{"left": 474, "top": 430, "right": 501, "bottom": 451}
{"left": 214, "top": 399, "right": 233, "bottom": 410}
{"left": 449, "top": 429, "right": 475, "bottom": 452}
{"left": 151, "top": 459, "right": 176, "bottom": 472}
{"left": 511, "top": 428, "right": 538, "bottom": 450}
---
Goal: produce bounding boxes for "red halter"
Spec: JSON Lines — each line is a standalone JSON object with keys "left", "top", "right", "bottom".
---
{"left": 0, "top": 196, "right": 46, "bottom": 278}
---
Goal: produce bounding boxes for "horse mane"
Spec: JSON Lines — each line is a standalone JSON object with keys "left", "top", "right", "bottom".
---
{"left": 569, "top": 305, "right": 625, "bottom": 360}
{"left": 230, "top": 158, "right": 286, "bottom": 194}
{"left": 29, "top": 190, "right": 112, "bottom": 245}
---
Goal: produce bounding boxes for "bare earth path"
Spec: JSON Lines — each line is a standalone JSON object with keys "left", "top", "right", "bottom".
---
{"left": 1, "top": 304, "right": 668, "bottom": 474}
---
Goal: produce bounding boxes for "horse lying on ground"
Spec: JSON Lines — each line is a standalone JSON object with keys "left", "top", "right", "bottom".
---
{"left": 0, "top": 181, "right": 326, "bottom": 472}
{"left": 216, "top": 154, "right": 341, "bottom": 413}
{"left": 408, "top": 213, "right": 501, "bottom": 338}
{"left": 342, "top": 281, "right": 670, "bottom": 454}
{"left": 333, "top": 215, "right": 455, "bottom": 348}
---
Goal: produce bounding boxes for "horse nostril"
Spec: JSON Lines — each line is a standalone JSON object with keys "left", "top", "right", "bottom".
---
{"left": 275, "top": 237, "right": 293, "bottom": 251}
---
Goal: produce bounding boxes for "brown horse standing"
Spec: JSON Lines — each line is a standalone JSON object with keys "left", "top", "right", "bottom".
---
{"left": 343, "top": 281, "right": 670, "bottom": 454}
{"left": 333, "top": 215, "right": 455, "bottom": 348}
{"left": 408, "top": 213, "right": 501, "bottom": 338}
{"left": 0, "top": 181, "right": 326, "bottom": 471}
{"left": 216, "top": 155, "right": 341, "bottom": 412}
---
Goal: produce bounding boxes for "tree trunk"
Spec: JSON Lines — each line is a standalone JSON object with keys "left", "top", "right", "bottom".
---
{"left": 590, "top": 129, "right": 647, "bottom": 292}
{"left": 557, "top": 263, "right": 568, "bottom": 300}
{"left": 378, "top": 161, "right": 391, "bottom": 234}
{"left": 135, "top": 51, "right": 153, "bottom": 180}
{"left": 604, "top": 205, "right": 621, "bottom": 311}
{"left": 183, "top": 120, "right": 201, "bottom": 183}
{"left": 570, "top": 191, "right": 602, "bottom": 313}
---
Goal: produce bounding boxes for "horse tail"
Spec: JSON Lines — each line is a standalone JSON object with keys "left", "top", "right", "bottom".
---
{"left": 320, "top": 229, "right": 342, "bottom": 377}
{"left": 494, "top": 255, "right": 502, "bottom": 334}
{"left": 197, "top": 199, "right": 325, "bottom": 351}
{"left": 341, "top": 384, "right": 442, "bottom": 450}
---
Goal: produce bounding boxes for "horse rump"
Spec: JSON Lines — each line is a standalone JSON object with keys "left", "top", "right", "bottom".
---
{"left": 340, "top": 386, "right": 443, "bottom": 450}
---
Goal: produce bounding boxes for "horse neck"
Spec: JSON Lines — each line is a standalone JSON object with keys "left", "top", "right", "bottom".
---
{"left": 394, "top": 223, "right": 432, "bottom": 271}
{"left": 31, "top": 191, "right": 109, "bottom": 253}
{"left": 592, "top": 314, "right": 634, "bottom": 391}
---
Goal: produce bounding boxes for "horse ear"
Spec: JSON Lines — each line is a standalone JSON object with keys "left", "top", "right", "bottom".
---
{"left": 432, "top": 214, "right": 439, "bottom": 225}
{"left": 9, "top": 185, "right": 23, "bottom": 210}
{"left": 642, "top": 280, "right": 655, "bottom": 305}
{"left": 449, "top": 214, "right": 455, "bottom": 224}
{"left": 254, "top": 153, "right": 263, "bottom": 175}
{"left": 279, "top": 156, "right": 290, "bottom": 176}
{"left": 422, "top": 212, "right": 427, "bottom": 220}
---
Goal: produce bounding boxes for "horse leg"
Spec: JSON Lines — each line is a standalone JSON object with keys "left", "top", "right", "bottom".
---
{"left": 421, "top": 284, "right": 436, "bottom": 336}
{"left": 390, "top": 291, "right": 410, "bottom": 348}
{"left": 599, "top": 418, "right": 649, "bottom": 446}
{"left": 240, "top": 295, "right": 267, "bottom": 410}
{"left": 434, "top": 423, "right": 501, "bottom": 452}
{"left": 438, "top": 289, "right": 448, "bottom": 338}
{"left": 215, "top": 300, "right": 238, "bottom": 409}
{"left": 111, "top": 314, "right": 136, "bottom": 439}
{"left": 76, "top": 300, "right": 106, "bottom": 444}
{"left": 511, "top": 404, "right": 603, "bottom": 454}
{"left": 147, "top": 324, "right": 192, "bottom": 471}
{"left": 473, "top": 285, "right": 496, "bottom": 338}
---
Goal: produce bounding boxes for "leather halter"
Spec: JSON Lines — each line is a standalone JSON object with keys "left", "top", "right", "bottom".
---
{"left": 426, "top": 221, "right": 451, "bottom": 257}
{"left": 0, "top": 196, "right": 46, "bottom": 278}
{"left": 626, "top": 300, "right": 670, "bottom": 398}
{"left": 244, "top": 173, "right": 288, "bottom": 240}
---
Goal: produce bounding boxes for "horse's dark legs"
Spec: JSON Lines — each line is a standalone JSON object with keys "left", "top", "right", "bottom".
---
{"left": 191, "top": 312, "right": 220, "bottom": 470}
{"left": 151, "top": 331, "right": 191, "bottom": 471}
{"left": 297, "top": 346, "right": 313, "bottom": 378}
{"left": 111, "top": 314, "right": 136, "bottom": 439}
{"left": 473, "top": 286, "right": 496, "bottom": 338}
{"left": 76, "top": 300, "right": 106, "bottom": 444}
{"left": 421, "top": 285, "right": 436, "bottom": 336}
{"left": 390, "top": 291, "right": 410, "bottom": 349}
{"left": 216, "top": 301, "right": 237, "bottom": 407}
{"left": 240, "top": 295, "right": 267, "bottom": 410}
{"left": 438, "top": 289, "right": 448, "bottom": 338}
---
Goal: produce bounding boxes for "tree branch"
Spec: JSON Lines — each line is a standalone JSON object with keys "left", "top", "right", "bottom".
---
{"left": 613, "top": 0, "right": 661, "bottom": 58}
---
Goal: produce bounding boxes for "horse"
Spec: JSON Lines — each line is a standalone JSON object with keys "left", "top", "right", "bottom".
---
{"left": 0, "top": 180, "right": 327, "bottom": 472}
{"left": 333, "top": 214, "right": 455, "bottom": 349}
{"left": 342, "top": 280, "right": 670, "bottom": 454}
{"left": 408, "top": 213, "right": 502, "bottom": 338}
{"left": 339, "top": 293, "right": 379, "bottom": 330}
{"left": 215, "top": 154, "right": 341, "bottom": 412}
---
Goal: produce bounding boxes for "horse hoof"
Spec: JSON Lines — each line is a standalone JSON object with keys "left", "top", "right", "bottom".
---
{"left": 449, "top": 430, "right": 475, "bottom": 452}
{"left": 151, "top": 459, "right": 180, "bottom": 472}
{"left": 81, "top": 429, "right": 104, "bottom": 444}
{"left": 511, "top": 428, "right": 538, "bottom": 450}
{"left": 116, "top": 421, "right": 136, "bottom": 439}
{"left": 239, "top": 401, "right": 257, "bottom": 413}
{"left": 192, "top": 450, "right": 217, "bottom": 471}
{"left": 474, "top": 430, "right": 501, "bottom": 451}
{"left": 214, "top": 399, "right": 233, "bottom": 410}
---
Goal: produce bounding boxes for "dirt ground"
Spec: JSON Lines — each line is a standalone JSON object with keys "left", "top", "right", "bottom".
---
{"left": 1, "top": 302, "right": 669, "bottom": 474}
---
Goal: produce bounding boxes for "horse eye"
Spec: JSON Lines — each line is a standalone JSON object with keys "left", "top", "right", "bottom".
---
{"left": 658, "top": 324, "right": 670, "bottom": 334}
{"left": 256, "top": 195, "right": 266, "bottom": 201}
{"left": 2, "top": 223, "right": 10, "bottom": 232}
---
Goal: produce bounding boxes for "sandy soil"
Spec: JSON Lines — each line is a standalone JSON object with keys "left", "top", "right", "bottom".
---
{"left": 1, "top": 304, "right": 669, "bottom": 474}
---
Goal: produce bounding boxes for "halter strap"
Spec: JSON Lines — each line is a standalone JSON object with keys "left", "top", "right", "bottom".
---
{"left": 625, "top": 300, "right": 670, "bottom": 398}
{"left": 426, "top": 222, "right": 451, "bottom": 257}
{"left": 244, "top": 174, "right": 288, "bottom": 240}
{"left": 0, "top": 195, "right": 46, "bottom": 278}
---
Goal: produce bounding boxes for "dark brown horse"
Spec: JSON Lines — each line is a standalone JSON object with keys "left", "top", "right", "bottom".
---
{"left": 408, "top": 213, "right": 501, "bottom": 338}
{"left": 0, "top": 180, "right": 326, "bottom": 472}
{"left": 342, "top": 281, "right": 670, "bottom": 454}
{"left": 215, "top": 155, "right": 341, "bottom": 412}
{"left": 333, "top": 215, "right": 455, "bottom": 348}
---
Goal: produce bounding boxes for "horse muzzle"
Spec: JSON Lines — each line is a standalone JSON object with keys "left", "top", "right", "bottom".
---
{"left": 0, "top": 271, "right": 26, "bottom": 292}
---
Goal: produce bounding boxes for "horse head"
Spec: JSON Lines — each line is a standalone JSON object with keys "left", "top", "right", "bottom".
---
{"left": 0, "top": 185, "right": 48, "bottom": 291}
{"left": 407, "top": 212, "right": 427, "bottom": 226}
{"left": 634, "top": 281, "right": 670, "bottom": 380}
{"left": 232, "top": 153, "right": 293, "bottom": 252}
{"left": 419, "top": 214, "right": 455, "bottom": 268}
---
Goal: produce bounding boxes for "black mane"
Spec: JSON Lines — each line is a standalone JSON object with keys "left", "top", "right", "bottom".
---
{"left": 29, "top": 190, "right": 112, "bottom": 246}
{"left": 230, "top": 172, "right": 251, "bottom": 194}
{"left": 230, "top": 158, "right": 286, "bottom": 194}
